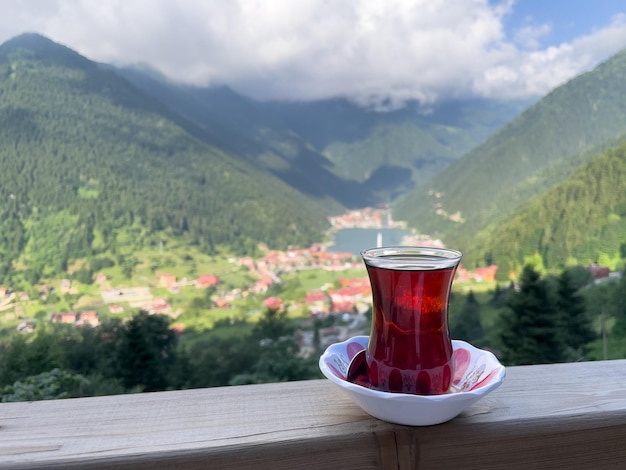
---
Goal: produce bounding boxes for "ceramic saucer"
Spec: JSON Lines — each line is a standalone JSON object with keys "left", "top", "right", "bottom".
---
{"left": 319, "top": 335, "right": 505, "bottom": 426}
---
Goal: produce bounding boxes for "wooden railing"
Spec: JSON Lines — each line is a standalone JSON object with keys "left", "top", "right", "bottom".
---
{"left": 2, "top": 359, "right": 626, "bottom": 469}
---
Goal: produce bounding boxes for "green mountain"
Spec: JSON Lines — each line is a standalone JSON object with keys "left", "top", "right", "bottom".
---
{"left": 483, "top": 139, "right": 626, "bottom": 275}
{"left": 395, "top": 46, "right": 626, "bottom": 254}
{"left": 115, "top": 66, "right": 375, "bottom": 209}
{"left": 259, "top": 98, "right": 531, "bottom": 200}
{"left": 118, "top": 66, "right": 528, "bottom": 204}
{"left": 0, "top": 32, "right": 533, "bottom": 286}
{"left": 0, "top": 33, "right": 329, "bottom": 282}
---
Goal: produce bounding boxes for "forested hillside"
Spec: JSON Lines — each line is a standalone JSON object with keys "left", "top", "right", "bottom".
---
{"left": 0, "top": 34, "right": 329, "bottom": 283}
{"left": 115, "top": 67, "right": 375, "bottom": 209}
{"left": 262, "top": 97, "right": 530, "bottom": 186}
{"left": 119, "top": 66, "right": 528, "bottom": 204}
{"left": 478, "top": 140, "right": 626, "bottom": 276}
{"left": 395, "top": 46, "right": 626, "bottom": 253}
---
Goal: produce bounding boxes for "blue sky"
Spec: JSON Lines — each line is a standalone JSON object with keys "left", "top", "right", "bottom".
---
{"left": 1, "top": 1, "right": 626, "bottom": 107}
{"left": 502, "top": 0, "right": 626, "bottom": 47}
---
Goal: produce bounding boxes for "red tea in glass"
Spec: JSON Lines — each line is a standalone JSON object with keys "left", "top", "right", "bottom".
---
{"left": 361, "top": 246, "right": 462, "bottom": 395}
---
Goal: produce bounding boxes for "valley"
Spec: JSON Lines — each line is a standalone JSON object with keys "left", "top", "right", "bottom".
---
{"left": 2, "top": 31, "right": 626, "bottom": 399}
{"left": 0, "top": 204, "right": 502, "bottom": 361}
{"left": 0, "top": 207, "right": 438, "bottom": 340}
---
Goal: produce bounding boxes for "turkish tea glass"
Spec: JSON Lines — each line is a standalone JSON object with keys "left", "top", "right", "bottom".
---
{"left": 361, "top": 246, "right": 462, "bottom": 395}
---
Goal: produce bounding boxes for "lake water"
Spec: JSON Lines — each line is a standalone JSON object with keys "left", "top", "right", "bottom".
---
{"left": 328, "top": 228, "right": 409, "bottom": 255}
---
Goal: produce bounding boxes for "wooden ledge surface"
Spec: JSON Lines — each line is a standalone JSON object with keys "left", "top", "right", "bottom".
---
{"left": 1, "top": 359, "right": 626, "bottom": 469}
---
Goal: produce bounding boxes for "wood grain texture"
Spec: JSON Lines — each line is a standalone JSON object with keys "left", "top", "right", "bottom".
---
{"left": 1, "top": 359, "right": 626, "bottom": 469}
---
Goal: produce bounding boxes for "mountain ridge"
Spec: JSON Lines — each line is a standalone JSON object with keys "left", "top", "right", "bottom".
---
{"left": 395, "top": 46, "right": 626, "bottom": 252}
{"left": 0, "top": 33, "right": 330, "bottom": 282}
{"left": 118, "top": 64, "right": 528, "bottom": 205}
{"left": 483, "top": 138, "right": 626, "bottom": 275}
{"left": 0, "top": 32, "right": 553, "bottom": 284}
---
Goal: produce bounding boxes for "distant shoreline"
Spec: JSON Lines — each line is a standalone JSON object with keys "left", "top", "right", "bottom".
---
{"left": 327, "top": 227, "right": 409, "bottom": 255}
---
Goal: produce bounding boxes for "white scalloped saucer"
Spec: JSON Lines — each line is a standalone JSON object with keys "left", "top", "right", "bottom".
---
{"left": 319, "top": 336, "right": 505, "bottom": 426}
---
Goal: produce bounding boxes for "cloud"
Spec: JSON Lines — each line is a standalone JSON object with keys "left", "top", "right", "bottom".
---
{"left": 474, "top": 13, "right": 626, "bottom": 99}
{"left": 1, "top": 0, "right": 626, "bottom": 107}
{"left": 514, "top": 20, "right": 552, "bottom": 50}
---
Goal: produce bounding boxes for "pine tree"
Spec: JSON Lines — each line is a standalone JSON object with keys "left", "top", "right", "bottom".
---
{"left": 609, "top": 273, "right": 626, "bottom": 337}
{"left": 499, "top": 265, "right": 564, "bottom": 365}
{"left": 490, "top": 283, "right": 512, "bottom": 308}
{"left": 115, "top": 311, "right": 178, "bottom": 391}
{"left": 451, "top": 290, "right": 484, "bottom": 343}
{"left": 556, "top": 270, "right": 595, "bottom": 360}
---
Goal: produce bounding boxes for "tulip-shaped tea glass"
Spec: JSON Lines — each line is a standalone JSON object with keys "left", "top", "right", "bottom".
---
{"left": 361, "top": 246, "right": 462, "bottom": 395}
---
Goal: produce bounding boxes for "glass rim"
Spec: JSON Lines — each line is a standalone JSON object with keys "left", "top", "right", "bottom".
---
{"left": 360, "top": 245, "right": 462, "bottom": 270}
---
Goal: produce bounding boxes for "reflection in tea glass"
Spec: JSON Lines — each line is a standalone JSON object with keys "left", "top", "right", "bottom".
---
{"left": 361, "top": 246, "right": 462, "bottom": 395}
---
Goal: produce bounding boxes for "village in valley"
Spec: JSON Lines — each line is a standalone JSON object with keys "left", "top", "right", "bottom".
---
{"left": 2, "top": 205, "right": 617, "bottom": 355}
{"left": 0, "top": 207, "right": 512, "bottom": 349}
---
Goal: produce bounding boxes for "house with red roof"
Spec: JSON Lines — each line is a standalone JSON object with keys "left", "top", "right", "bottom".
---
{"left": 109, "top": 304, "right": 124, "bottom": 314}
{"left": 77, "top": 311, "right": 100, "bottom": 327}
{"left": 588, "top": 265, "right": 610, "bottom": 280}
{"left": 150, "top": 297, "right": 172, "bottom": 315}
{"left": 304, "top": 292, "right": 327, "bottom": 304}
{"left": 159, "top": 273, "right": 176, "bottom": 289}
{"left": 263, "top": 296, "right": 284, "bottom": 311}
{"left": 250, "top": 275, "right": 274, "bottom": 294}
{"left": 455, "top": 267, "right": 472, "bottom": 283}
{"left": 51, "top": 312, "right": 77, "bottom": 324}
{"left": 214, "top": 298, "right": 231, "bottom": 309}
{"left": 170, "top": 323, "right": 186, "bottom": 334}
{"left": 327, "top": 285, "right": 371, "bottom": 313}
{"left": 474, "top": 265, "right": 498, "bottom": 282}
{"left": 196, "top": 275, "right": 219, "bottom": 289}
{"left": 338, "top": 277, "right": 370, "bottom": 289}
{"left": 304, "top": 291, "right": 329, "bottom": 315}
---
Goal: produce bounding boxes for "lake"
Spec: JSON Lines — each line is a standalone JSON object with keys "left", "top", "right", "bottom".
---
{"left": 328, "top": 228, "right": 409, "bottom": 255}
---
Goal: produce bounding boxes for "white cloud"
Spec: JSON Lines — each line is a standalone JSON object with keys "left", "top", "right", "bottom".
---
{"left": 1, "top": 0, "right": 626, "bottom": 107}
{"left": 474, "top": 13, "right": 626, "bottom": 99}
{"left": 514, "top": 21, "right": 552, "bottom": 49}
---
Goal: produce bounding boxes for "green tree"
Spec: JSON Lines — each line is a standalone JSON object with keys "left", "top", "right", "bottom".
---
{"left": 62, "top": 323, "right": 109, "bottom": 376}
{"left": 0, "top": 326, "right": 66, "bottom": 387}
{"left": 499, "top": 265, "right": 565, "bottom": 365}
{"left": 495, "top": 258, "right": 512, "bottom": 282}
{"left": 190, "top": 286, "right": 216, "bottom": 310}
{"left": 490, "top": 283, "right": 514, "bottom": 309}
{"left": 120, "top": 256, "right": 139, "bottom": 280}
{"left": 609, "top": 273, "right": 626, "bottom": 338}
{"left": 186, "top": 305, "right": 320, "bottom": 387}
{"left": 451, "top": 290, "right": 484, "bottom": 343}
{"left": 115, "top": 311, "right": 179, "bottom": 391}
{"left": 1, "top": 368, "right": 88, "bottom": 402}
{"left": 247, "top": 338, "right": 319, "bottom": 384}
{"left": 556, "top": 269, "right": 596, "bottom": 360}
{"left": 186, "top": 334, "right": 261, "bottom": 388}
{"left": 72, "top": 265, "right": 94, "bottom": 285}
{"left": 252, "top": 306, "right": 293, "bottom": 342}
{"left": 0, "top": 336, "right": 32, "bottom": 387}
{"left": 561, "top": 265, "right": 593, "bottom": 290}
